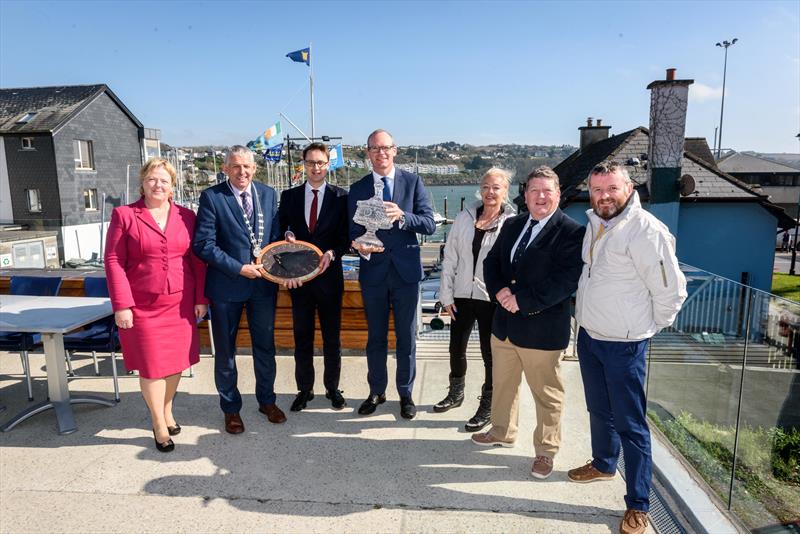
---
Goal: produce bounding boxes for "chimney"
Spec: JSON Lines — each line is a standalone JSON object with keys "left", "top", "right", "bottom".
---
{"left": 646, "top": 68, "right": 694, "bottom": 235}
{"left": 579, "top": 116, "right": 611, "bottom": 150}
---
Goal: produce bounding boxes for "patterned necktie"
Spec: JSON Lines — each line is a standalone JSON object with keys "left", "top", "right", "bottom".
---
{"left": 309, "top": 189, "right": 319, "bottom": 233}
{"left": 512, "top": 219, "right": 538, "bottom": 267}
{"left": 381, "top": 177, "right": 391, "bottom": 201}
{"left": 240, "top": 191, "right": 253, "bottom": 224}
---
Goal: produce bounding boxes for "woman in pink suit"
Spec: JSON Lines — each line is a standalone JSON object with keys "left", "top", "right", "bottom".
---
{"left": 104, "top": 158, "right": 207, "bottom": 453}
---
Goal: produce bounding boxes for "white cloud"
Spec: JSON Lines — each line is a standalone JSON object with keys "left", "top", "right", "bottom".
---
{"left": 689, "top": 83, "right": 723, "bottom": 103}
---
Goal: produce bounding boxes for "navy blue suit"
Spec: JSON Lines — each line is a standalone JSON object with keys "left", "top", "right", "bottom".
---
{"left": 347, "top": 169, "right": 435, "bottom": 398}
{"left": 193, "top": 180, "right": 280, "bottom": 413}
{"left": 483, "top": 208, "right": 585, "bottom": 350}
{"left": 279, "top": 182, "right": 350, "bottom": 393}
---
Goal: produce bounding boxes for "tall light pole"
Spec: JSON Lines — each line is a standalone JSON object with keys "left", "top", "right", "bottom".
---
{"left": 791, "top": 132, "right": 800, "bottom": 275}
{"left": 715, "top": 38, "right": 738, "bottom": 159}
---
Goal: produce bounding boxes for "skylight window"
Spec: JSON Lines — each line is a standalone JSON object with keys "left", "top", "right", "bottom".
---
{"left": 16, "top": 112, "right": 37, "bottom": 124}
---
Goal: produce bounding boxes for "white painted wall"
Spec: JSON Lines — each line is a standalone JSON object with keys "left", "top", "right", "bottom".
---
{"left": 0, "top": 137, "right": 13, "bottom": 224}
{"left": 61, "top": 221, "right": 110, "bottom": 261}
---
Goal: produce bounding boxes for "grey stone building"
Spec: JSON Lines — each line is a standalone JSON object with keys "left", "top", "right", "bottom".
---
{"left": 0, "top": 84, "right": 159, "bottom": 264}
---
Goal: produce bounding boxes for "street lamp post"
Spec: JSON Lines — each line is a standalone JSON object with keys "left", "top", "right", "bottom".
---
{"left": 715, "top": 38, "right": 738, "bottom": 159}
{"left": 790, "top": 132, "right": 800, "bottom": 275}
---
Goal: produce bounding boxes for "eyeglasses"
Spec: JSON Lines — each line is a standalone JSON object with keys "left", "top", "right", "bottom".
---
{"left": 304, "top": 160, "right": 329, "bottom": 168}
{"left": 367, "top": 145, "right": 395, "bottom": 154}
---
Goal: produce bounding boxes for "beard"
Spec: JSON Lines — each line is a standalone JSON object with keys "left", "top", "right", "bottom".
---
{"left": 592, "top": 194, "right": 631, "bottom": 221}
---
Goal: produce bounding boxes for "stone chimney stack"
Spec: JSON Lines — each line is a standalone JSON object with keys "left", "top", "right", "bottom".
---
{"left": 579, "top": 117, "right": 611, "bottom": 150}
{"left": 646, "top": 68, "right": 694, "bottom": 235}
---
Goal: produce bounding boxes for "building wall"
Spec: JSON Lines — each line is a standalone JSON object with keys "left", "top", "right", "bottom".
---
{"left": 53, "top": 91, "right": 141, "bottom": 226}
{"left": 52, "top": 91, "right": 142, "bottom": 259}
{"left": 563, "top": 200, "right": 777, "bottom": 293}
{"left": 678, "top": 202, "right": 777, "bottom": 292}
{"left": 1, "top": 133, "right": 61, "bottom": 230}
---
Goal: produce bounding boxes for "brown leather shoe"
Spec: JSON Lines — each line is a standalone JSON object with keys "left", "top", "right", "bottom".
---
{"left": 224, "top": 412, "right": 245, "bottom": 434}
{"left": 619, "top": 509, "right": 649, "bottom": 534}
{"left": 258, "top": 404, "right": 287, "bottom": 424}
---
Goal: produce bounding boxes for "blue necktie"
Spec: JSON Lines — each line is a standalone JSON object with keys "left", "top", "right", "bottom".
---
{"left": 512, "top": 219, "right": 538, "bottom": 267}
{"left": 381, "top": 177, "right": 391, "bottom": 201}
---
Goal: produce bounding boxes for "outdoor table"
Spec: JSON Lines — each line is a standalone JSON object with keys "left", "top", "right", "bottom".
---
{"left": 0, "top": 294, "right": 116, "bottom": 434}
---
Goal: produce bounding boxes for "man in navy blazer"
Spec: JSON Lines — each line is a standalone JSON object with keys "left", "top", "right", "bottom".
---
{"left": 279, "top": 142, "right": 350, "bottom": 412}
{"left": 472, "top": 166, "right": 585, "bottom": 480}
{"left": 193, "top": 145, "right": 284, "bottom": 434}
{"left": 348, "top": 129, "right": 436, "bottom": 419}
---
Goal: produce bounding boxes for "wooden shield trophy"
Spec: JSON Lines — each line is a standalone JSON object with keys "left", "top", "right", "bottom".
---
{"left": 256, "top": 240, "right": 324, "bottom": 284}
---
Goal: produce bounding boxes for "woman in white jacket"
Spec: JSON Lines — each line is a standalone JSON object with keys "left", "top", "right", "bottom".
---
{"left": 434, "top": 168, "right": 516, "bottom": 431}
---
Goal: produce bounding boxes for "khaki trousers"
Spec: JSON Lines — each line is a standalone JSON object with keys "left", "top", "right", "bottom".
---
{"left": 488, "top": 335, "right": 565, "bottom": 457}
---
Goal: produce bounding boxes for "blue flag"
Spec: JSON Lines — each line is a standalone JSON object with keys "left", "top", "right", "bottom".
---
{"left": 264, "top": 144, "right": 283, "bottom": 163}
{"left": 286, "top": 48, "right": 310, "bottom": 65}
{"left": 329, "top": 144, "right": 344, "bottom": 170}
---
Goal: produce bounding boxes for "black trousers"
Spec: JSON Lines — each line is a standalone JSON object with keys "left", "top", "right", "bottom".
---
{"left": 448, "top": 297, "right": 495, "bottom": 386}
{"left": 289, "top": 281, "right": 343, "bottom": 392}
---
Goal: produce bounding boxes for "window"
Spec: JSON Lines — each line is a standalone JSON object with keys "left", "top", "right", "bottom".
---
{"left": 12, "top": 241, "right": 45, "bottom": 269}
{"left": 83, "top": 188, "right": 98, "bottom": 211}
{"left": 16, "top": 112, "right": 37, "bottom": 124}
{"left": 21, "top": 137, "right": 34, "bottom": 150}
{"left": 26, "top": 189, "right": 42, "bottom": 212}
{"left": 73, "top": 139, "right": 94, "bottom": 170}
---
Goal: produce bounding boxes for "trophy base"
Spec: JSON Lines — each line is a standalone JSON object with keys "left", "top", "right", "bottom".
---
{"left": 355, "top": 232, "right": 385, "bottom": 251}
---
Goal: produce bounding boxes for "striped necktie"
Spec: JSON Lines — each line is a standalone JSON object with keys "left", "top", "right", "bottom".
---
{"left": 512, "top": 219, "right": 537, "bottom": 267}
{"left": 240, "top": 191, "right": 253, "bottom": 224}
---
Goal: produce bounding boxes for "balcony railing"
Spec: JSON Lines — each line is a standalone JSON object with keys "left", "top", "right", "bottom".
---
{"left": 646, "top": 263, "right": 799, "bottom": 531}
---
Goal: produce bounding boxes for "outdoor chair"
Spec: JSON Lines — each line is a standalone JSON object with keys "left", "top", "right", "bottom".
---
{"left": 0, "top": 276, "right": 63, "bottom": 401}
{"left": 63, "top": 277, "right": 120, "bottom": 402}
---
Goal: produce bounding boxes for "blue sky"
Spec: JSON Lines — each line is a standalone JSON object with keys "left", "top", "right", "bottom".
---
{"left": 1, "top": 0, "right": 798, "bottom": 152}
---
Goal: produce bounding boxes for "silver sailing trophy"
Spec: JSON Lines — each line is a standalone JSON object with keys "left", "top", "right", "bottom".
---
{"left": 353, "top": 181, "right": 393, "bottom": 251}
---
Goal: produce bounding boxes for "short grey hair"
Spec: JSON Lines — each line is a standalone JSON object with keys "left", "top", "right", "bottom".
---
{"left": 526, "top": 165, "right": 559, "bottom": 189}
{"left": 367, "top": 129, "right": 394, "bottom": 147}
{"left": 589, "top": 160, "right": 631, "bottom": 185}
{"left": 476, "top": 167, "right": 513, "bottom": 202}
{"left": 225, "top": 145, "right": 255, "bottom": 165}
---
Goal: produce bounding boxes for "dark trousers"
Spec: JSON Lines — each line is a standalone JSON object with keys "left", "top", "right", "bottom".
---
{"left": 210, "top": 288, "right": 277, "bottom": 413}
{"left": 577, "top": 327, "right": 651, "bottom": 512}
{"left": 361, "top": 264, "right": 419, "bottom": 398}
{"left": 289, "top": 281, "right": 343, "bottom": 392}
{"left": 448, "top": 297, "right": 494, "bottom": 386}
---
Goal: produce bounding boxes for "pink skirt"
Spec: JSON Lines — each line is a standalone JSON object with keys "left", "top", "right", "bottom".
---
{"left": 119, "top": 289, "right": 200, "bottom": 379}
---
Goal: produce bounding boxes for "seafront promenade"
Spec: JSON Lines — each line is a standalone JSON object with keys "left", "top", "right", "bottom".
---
{"left": 0, "top": 348, "right": 655, "bottom": 533}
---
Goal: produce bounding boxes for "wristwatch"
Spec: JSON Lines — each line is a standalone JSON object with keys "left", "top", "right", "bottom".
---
{"left": 398, "top": 213, "right": 406, "bottom": 227}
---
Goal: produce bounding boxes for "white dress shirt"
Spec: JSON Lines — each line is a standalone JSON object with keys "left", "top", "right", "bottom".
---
{"left": 304, "top": 181, "right": 326, "bottom": 228}
{"left": 372, "top": 167, "right": 396, "bottom": 199}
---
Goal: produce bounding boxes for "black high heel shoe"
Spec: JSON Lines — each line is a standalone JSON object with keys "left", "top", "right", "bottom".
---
{"left": 167, "top": 423, "right": 181, "bottom": 436}
{"left": 153, "top": 430, "right": 175, "bottom": 453}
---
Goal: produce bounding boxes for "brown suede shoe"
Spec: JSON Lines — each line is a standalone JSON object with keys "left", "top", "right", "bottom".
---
{"left": 567, "top": 461, "right": 616, "bottom": 483}
{"left": 224, "top": 412, "right": 245, "bottom": 434}
{"left": 259, "top": 404, "right": 287, "bottom": 424}
{"left": 619, "top": 509, "right": 648, "bottom": 534}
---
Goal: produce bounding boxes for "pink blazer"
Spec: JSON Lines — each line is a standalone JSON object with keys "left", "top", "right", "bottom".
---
{"left": 104, "top": 198, "right": 208, "bottom": 311}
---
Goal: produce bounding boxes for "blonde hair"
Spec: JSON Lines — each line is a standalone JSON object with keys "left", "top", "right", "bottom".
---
{"left": 139, "top": 158, "right": 177, "bottom": 198}
{"left": 476, "top": 167, "right": 513, "bottom": 203}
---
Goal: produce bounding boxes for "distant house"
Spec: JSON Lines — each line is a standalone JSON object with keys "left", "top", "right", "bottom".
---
{"left": 0, "top": 84, "right": 159, "bottom": 264}
{"left": 518, "top": 71, "right": 794, "bottom": 294}
{"left": 717, "top": 152, "right": 800, "bottom": 218}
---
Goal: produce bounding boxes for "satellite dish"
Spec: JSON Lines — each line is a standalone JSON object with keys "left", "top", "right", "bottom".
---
{"left": 679, "top": 174, "right": 696, "bottom": 197}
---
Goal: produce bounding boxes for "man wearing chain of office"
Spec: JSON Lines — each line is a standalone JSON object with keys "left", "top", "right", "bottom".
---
{"left": 193, "top": 145, "right": 285, "bottom": 434}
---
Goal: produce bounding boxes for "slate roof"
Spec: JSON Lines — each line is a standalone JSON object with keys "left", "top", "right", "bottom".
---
{"left": 684, "top": 138, "right": 716, "bottom": 168}
{"left": 553, "top": 126, "right": 795, "bottom": 229}
{"left": 0, "top": 84, "right": 142, "bottom": 134}
{"left": 717, "top": 152, "right": 800, "bottom": 174}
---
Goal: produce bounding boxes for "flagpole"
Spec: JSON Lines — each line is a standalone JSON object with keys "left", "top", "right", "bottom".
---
{"left": 309, "top": 42, "right": 315, "bottom": 138}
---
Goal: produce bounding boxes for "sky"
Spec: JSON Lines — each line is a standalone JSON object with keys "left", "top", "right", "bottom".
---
{"left": 1, "top": 0, "right": 798, "bottom": 153}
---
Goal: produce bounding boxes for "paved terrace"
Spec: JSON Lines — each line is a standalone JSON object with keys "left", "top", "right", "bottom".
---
{"left": 0, "top": 345, "right": 658, "bottom": 533}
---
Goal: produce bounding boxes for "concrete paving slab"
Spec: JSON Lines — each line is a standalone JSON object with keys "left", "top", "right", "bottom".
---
{"left": 0, "top": 350, "right": 650, "bottom": 533}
